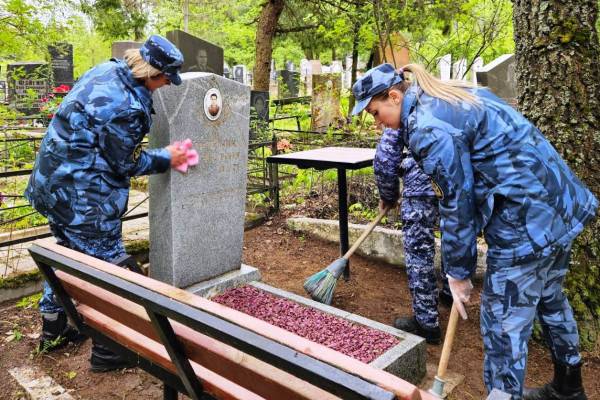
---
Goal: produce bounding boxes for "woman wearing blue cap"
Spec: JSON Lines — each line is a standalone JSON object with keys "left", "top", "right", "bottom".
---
{"left": 26, "top": 35, "right": 188, "bottom": 371}
{"left": 352, "top": 63, "right": 597, "bottom": 399}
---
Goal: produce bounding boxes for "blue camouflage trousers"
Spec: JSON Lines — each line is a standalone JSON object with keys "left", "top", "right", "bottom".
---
{"left": 401, "top": 197, "right": 449, "bottom": 329}
{"left": 39, "top": 224, "right": 126, "bottom": 314}
{"left": 481, "top": 243, "right": 581, "bottom": 399}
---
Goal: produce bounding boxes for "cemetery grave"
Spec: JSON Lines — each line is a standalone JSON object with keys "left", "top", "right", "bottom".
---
{"left": 0, "top": 2, "right": 598, "bottom": 397}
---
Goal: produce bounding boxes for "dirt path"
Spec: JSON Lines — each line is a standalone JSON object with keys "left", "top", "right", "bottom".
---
{"left": 0, "top": 213, "right": 598, "bottom": 399}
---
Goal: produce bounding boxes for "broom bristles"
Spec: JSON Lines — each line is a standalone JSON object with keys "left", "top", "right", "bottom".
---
{"left": 303, "top": 258, "right": 348, "bottom": 305}
{"left": 304, "top": 270, "right": 338, "bottom": 305}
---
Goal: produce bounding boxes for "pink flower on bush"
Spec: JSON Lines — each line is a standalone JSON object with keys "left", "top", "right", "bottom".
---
{"left": 277, "top": 139, "right": 293, "bottom": 153}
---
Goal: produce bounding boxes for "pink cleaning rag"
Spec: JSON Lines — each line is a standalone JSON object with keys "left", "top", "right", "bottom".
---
{"left": 172, "top": 139, "right": 199, "bottom": 173}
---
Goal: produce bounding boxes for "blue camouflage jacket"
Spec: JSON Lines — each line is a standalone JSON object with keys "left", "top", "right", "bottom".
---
{"left": 378, "top": 84, "right": 598, "bottom": 280}
{"left": 374, "top": 128, "right": 435, "bottom": 199}
{"left": 25, "top": 59, "right": 171, "bottom": 236}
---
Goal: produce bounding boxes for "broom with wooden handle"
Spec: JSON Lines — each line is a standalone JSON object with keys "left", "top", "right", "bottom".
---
{"left": 303, "top": 205, "right": 390, "bottom": 305}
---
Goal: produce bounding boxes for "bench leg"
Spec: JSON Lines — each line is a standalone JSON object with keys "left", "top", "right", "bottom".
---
{"left": 164, "top": 384, "right": 178, "bottom": 400}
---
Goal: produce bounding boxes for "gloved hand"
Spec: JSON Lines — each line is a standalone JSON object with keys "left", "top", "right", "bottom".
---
{"left": 446, "top": 275, "right": 473, "bottom": 320}
{"left": 379, "top": 199, "right": 397, "bottom": 215}
{"left": 167, "top": 139, "right": 199, "bottom": 173}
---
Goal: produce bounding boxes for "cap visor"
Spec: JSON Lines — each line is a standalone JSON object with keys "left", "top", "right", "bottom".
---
{"left": 351, "top": 96, "right": 372, "bottom": 115}
{"left": 168, "top": 73, "right": 182, "bottom": 86}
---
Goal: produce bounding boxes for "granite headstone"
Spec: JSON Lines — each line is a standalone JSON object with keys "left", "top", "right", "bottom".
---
{"left": 223, "top": 62, "right": 232, "bottom": 79}
{"left": 0, "top": 80, "right": 6, "bottom": 104}
{"left": 7, "top": 62, "right": 50, "bottom": 114}
{"left": 166, "top": 30, "right": 224, "bottom": 75}
{"left": 149, "top": 73, "right": 253, "bottom": 288}
{"left": 249, "top": 90, "right": 269, "bottom": 140}
{"left": 470, "top": 57, "right": 484, "bottom": 85}
{"left": 250, "top": 90, "right": 269, "bottom": 121}
{"left": 311, "top": 73, "right": 342, "bottom": 132}
{"left": 476, "top": 54, "right": 517, "bottom": 105}
{"left": 111, "top": 41, "right": 142, "bottom": 59}
{"left": 278, "top": 70, "right": 300, "bottom": 98}
{"left": 233, "top": 65, "right": 247, "bottom": 85}
{"left": 48, "top": 43, "right": 74, "bottom": 88}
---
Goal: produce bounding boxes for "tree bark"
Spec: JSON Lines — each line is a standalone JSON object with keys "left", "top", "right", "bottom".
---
{"left": 252, "top": 0, "right": 285, "bottom": 91}
{"left": 513, "top": 0, "right": 600, "bottom": 348}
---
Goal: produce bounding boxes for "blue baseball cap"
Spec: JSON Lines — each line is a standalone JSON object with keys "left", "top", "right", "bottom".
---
{"left": 140, "top": 35, "right": 184, "bottom": 85}
{"left": 351, "top": 63, "right": 404, "bottom": 115}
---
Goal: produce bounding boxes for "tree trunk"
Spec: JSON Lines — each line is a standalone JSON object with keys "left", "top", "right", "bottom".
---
{"left": 513, "top": 0, "right": 600, "bottom": 349}
{"left": 252, "top": 0, "right": 285, "bottom": 91}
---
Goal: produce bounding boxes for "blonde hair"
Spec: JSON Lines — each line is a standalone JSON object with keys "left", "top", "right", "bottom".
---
{"left": 374, "top": 63, "right": 480, "bottom": 106}
{"left": 123, "top": 49, "right": 162, "bottom": 80}
{"left": 403, "top": 63, "right": 480, "bottom": 105}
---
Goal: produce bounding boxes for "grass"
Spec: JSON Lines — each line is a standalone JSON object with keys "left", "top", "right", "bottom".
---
{"left": 16, "top": 292, "right": 42, "bottom": 309}
{"left": 0, "top": 177, "right": 47, "bottom": 233}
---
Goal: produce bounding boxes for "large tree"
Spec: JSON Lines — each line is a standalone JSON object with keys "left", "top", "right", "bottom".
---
{"left": 513, "top": 0, "right": 600, "bottom": 348}
{"left": 252, "top": 0, "right": 285, "bottom": 91}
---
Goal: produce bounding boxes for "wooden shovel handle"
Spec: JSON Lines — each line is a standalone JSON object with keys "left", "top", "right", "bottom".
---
{"left": 343, "top": 206, "right": 390, "bottom": 260}
{"left": 437, "top": 303, "right": 460, "bottom": 378}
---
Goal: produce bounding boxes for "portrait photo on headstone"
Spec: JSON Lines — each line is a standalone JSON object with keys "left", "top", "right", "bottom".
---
{"left": 204, "top": 87, "right": 222, "bottom": 120}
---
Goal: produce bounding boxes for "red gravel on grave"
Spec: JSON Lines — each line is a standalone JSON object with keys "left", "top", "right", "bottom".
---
{"left": 211, "top": 285, "right": 400, "bottom": 363}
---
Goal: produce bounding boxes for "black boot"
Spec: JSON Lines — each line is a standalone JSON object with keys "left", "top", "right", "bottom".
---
{"left": 90, "top": 340, "right": 137, "bottom": 372}
{"left": 439, "top": 291, "right": 453, "bottom": 308}
{"left": 523, "top": 361, "right": 587, "bottom": 400}
{"left": 39, "top": 312, "right": 87, "bottom": 353}
{"left": 393, "top": 316, "right": 441, "bottom": 345}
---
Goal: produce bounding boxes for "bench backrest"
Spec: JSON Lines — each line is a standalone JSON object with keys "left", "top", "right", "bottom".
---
{"left": 29, "top": 239, "right": 435, "bottom": 400}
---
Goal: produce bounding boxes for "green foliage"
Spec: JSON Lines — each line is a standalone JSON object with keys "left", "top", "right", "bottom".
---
{"left": 81, "top": 0, "right": 149, "bottom": 41}
{"left": 0, "top": 177, "right": 47, "bottom": 232}
{"left": 34, "top": 335, "right": 65, "bottom": 356}
{"left": 0, "top": 0, "right": 78, "bottom": 61}
{"left": 154, "top": 0, "right": 262, "bottom": 68}
{"left": 16, "top": 292, "right": 42, "bottom": 309}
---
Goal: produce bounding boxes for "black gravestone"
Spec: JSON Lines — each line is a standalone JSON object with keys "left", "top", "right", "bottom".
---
{"left": 278, "top": 70, "right": 300, "bottom": 98}
{"left": 233, "top": 65, "right": 246, "bottom": 84}
{"left": 0, "top": 65, "right": 5, "bottom": 104}
{"left": 249, "top": 90, "right": 269, "bottom": 140}
{"left": 7, "top": 62, "right": 50, "bottom": 114}
{"left": 250, "top": 91, "right": 269, "bottom": 121}
{"left": 111, "top": 41, "right": 143, "bottom": 59}
{"left": 0, "top": 81, "right": 6, "bottom": 104}
{"left": 48, "top": 43, "right": 74, "bottom": 88}
{"left": 166, "top": 30, "right": 223, "bottom": 75}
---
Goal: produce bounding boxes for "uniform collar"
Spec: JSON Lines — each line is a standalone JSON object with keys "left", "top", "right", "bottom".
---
{"left": 112, "top": 58, "right": 154, "bottom": 115}
{"left": 400, "top": 84, "right": 420, "bottom": 142}
{"left": 401, "top": 84, "right": 419, "bottom": 127}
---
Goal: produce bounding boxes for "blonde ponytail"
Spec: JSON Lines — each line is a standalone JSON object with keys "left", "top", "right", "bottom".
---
{"left": 123, "top": 49, "right": 162, "bottom": 80}
{"left": 402, "top": 63, "right": 480, "bottom": 106}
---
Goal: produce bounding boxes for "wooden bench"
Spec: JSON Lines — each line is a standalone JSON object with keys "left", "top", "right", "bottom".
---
{"left": 29, "top": 239, "right": 437, "bottom": 400}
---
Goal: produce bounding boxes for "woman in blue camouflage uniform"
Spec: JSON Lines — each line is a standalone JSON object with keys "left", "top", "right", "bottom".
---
{"left": 352, "top": 63, "right": 597, "bottom": 399}
{"left": 25, "top": 35, "right": 188, "bottom": 371}
{"left": 375, "top": 129, "right": 452, "bottom": 345}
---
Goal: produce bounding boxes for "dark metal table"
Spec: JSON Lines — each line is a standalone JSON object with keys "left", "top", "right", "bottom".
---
{"left": 267, "top": 147, "right": 376, "bottom": 280}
